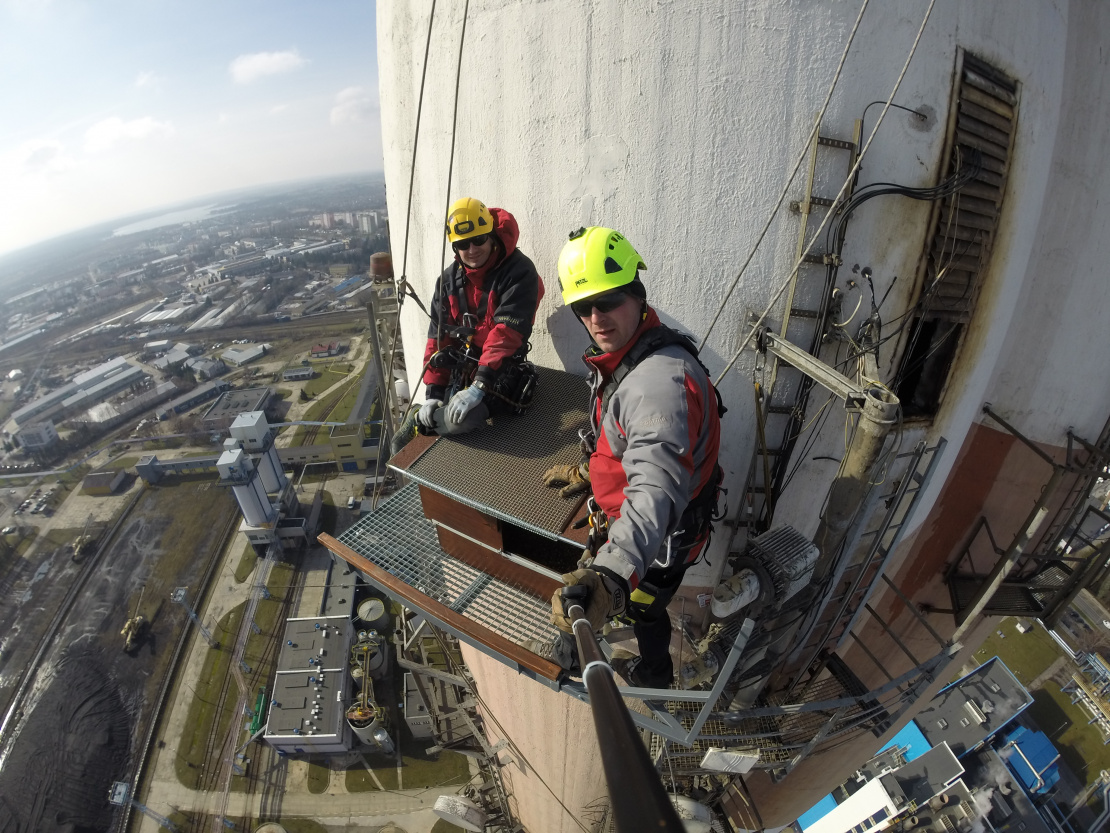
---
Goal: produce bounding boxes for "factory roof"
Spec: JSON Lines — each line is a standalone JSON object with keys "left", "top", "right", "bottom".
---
{"left": 265, "top": 616, "right": 350, "bottom": 741}
{"left": 201, "top": 387, "right": 271, "bottom": 421}
{"left": 914, "top": 657, "right": 1030, "bottom": 757}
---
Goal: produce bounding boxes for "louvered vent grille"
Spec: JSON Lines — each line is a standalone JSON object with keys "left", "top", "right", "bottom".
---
{"left": 895, "top": 53, "right": 1019, "bottom": 417}
{"left": 928, "top": 53, "right": 1017, "bottom": 321}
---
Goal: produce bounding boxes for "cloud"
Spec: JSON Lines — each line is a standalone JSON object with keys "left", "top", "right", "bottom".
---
{"left": 84, "top": 117, "right": 174, "bottom": 153}
{"left": 229, "top": 49, "right": 307, "bottom": 84}
{"left": 15, "top": 139, "right": 73, "bottom": 175}
{"left": 330, "top": 86, "right": 375, "bottom": 126}
{"left": 135, "top": 71, "right": 164, "bottom": 90}
{"left": 269, "top": 104, "right": 289, "bottom": 115}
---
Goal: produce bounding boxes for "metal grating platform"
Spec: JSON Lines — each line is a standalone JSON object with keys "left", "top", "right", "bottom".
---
{"left": 395, "top": 366, "right": 590, "bottom": 542}
{"left": 337, "top": 483, "right": 557, "bottom": 646}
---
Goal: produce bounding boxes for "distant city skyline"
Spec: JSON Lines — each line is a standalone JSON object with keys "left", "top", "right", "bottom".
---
{"left": 0, "top": 0, "right": 382, "bottom": 257}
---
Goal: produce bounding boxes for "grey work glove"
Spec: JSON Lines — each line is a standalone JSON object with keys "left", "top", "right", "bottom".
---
{"left": 550, "top": 568, "right": 628, "bottom": 633}
{"left": 542, "top": 461, "right": 591, "bottom": 498}
{"left": 416, "top": 399, "right": 442, "bottom": 430}
{"left": 446, "top": 385, "right": 484, "bottom": 424}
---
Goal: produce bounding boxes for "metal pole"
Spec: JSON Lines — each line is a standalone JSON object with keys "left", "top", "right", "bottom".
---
{"left": 567, "top": 603, "right": 685, "bottom": 833}
{"left": 953, "top": 464, "right": 1066, "bottom": 638}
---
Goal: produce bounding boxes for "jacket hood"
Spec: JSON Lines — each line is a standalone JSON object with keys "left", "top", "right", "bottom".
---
{"left": 490, "top": 207, "right": 519, "bottom": 257}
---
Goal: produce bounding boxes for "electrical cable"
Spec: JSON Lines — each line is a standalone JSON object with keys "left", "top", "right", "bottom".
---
{"left": 697, "top": 0, "right": 872, "bottom": 353}
{"left": 716, "top": 0, "right": 939, "bottom": 387}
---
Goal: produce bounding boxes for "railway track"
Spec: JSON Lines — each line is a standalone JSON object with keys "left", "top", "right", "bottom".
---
{"left": 187, "top": 550, "right": 302, "bottom": 830}
{"left": 302, "top": 376, "right": 361, "bottom": 445}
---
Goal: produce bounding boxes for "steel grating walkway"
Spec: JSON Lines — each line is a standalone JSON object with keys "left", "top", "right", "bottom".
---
{"left": 337, "top": 483, "right": 557, "bottom": 646}
{"left": 396, "top": 366, "right": 590, "bottom": 542}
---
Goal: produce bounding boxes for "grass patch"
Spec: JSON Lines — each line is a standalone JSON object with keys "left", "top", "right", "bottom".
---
{"left": 302, "top": 366, "right": 353, "bottom": 399}
{"left": 432, "top": 822, "right": 467, "bottom": 833}
{"left": 41, "top": 527, "right": 83, "bottom": 547}
{"left": 289, "top": 378, "right": 362, "bottom": 445}
{"left": 104, "top": 455, "right": 141, "bottom": 472}
{"left": 174, "top": 604, "right": 247, "bottom": 788}
{"left": 971, "top": 618, "right": 1064, "bottom": 687}
{"left": 233, "top": 544, "right": 259, "bottom": 583}
{"left": 346, "top": 690, "right": 469, "bottom": 793}
{"left": 277, "top": 820, "right": 329, "bottom": 833}
{"left": 307, "top": 759, "right": 331, "bottom": 794}
{"left": 1028, "top": 682, "right": 1110, "bottom": 787}
{"left": 345, "top": 764, "right": 382, "bottom": 792}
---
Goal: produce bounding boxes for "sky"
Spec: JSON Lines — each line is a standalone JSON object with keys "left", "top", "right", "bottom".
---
{"left": 0, "top": 0, "right": 381, "bottom": 256}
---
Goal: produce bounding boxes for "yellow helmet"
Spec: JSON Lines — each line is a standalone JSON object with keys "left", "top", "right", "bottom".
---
{"left": 445, "top": 197, "right": 494, "bottom": 243}
{"left": 557, "top": 227, "right": 646, "bottom": 306}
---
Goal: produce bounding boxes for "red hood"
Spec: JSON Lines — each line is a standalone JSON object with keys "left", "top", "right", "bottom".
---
{"left": 583, "top": 306, "right": 662, "bottom": 380}
{"left": 457, "top": 206, "right": 519, "bottom": 284}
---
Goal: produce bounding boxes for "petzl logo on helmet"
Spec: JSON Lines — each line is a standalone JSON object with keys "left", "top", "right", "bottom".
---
{"left": 575, "top": 278, "right": 588, "bottom": 287}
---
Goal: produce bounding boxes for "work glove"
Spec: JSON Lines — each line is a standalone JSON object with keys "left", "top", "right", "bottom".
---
{"left": 550, "top": 568, "right": 628, "bottom": 633}
{"left": 446, "top": 385, "right": 484, "bottom": 425}
{"left": 416, "top": 399, "right": 442, "bottom": 430}
{"left": 541, "top": 461, "right": 591, "bottom": 498}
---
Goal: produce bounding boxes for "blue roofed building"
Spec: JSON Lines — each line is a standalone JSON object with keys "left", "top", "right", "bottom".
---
{"left": 998, "top": 725, "right": 1062, "bottom": 795}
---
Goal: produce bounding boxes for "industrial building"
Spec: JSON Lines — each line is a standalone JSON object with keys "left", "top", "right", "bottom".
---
{"left": 14, "top": 420, "right": 59, "bottom": 452}
{"left": 264, "top": 615, "right": 355, "bottom": 755}
{"left": 158, "top": 379, "right": 230, "bottom": 419}
{"left": 216, "top": 411, "right": 306, "bottom": 551}
{"left": 281, "top": 366, "right": 314, "bottom": 382}
{"left": 796, "top": 659, "right": 1056, "bottom": 833}
{"left": 221, "top": 344, "right": 267, "bottom": 367}
{"left": 82, "top": 470, "right": 126, "bottom": 496}
{"left": 200, "top": 387, "right": 270, "bottom": 431}
{"left": 12, "top": 356, "right": 149, "bottom": 426}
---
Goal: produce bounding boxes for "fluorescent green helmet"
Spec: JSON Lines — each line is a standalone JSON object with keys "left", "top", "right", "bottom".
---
{"left": 557, "top": 227, "right": 646, "bottom": 307}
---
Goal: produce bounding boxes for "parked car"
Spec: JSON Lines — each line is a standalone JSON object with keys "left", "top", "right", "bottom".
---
{"left": 347, "top": 495, "right": 356, "bottom": 509}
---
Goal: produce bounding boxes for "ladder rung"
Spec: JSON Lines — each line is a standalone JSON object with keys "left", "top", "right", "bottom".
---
{"left": 766, "top": 405, "right": 794, "bottom": 415}
{"left": 817, "top": 136, "right": 855, "bottom": 150}
{"left": 789, "top": 308, "right": 820, "bottom": 319}
{"left": 802, "top": 253, "right": 825, "bottom": 265}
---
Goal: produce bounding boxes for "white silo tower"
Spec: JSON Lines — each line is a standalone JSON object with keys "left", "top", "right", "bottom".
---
{"left": 229, "top": 410, "right": 287, "bottom": 494}
{"left": 217, "top": 448, "right": 273, "bottom": 527}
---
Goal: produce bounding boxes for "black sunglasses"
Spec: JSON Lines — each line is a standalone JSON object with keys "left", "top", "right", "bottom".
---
{"left": 571, "top": 289, "right": 630, "bottom": 318}
{"left": 452, "top": 233, "right": 491, "bottom": 252}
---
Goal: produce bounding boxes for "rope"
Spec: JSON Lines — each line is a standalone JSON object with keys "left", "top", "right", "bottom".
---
{"left": 698, "top": 0, "right": 872, "bottom": 353}
{"left": 436, "top": 0, "right": 472, "bottom": 360}
{"left": 715, "top": 0, "right": 938, "bottom": 386}
{"left": 374, "top": 0, "right": 437, "bottom": 507}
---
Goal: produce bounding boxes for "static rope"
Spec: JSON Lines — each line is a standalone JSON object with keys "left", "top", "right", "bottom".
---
{"left": 715, "top": 0, "right": 937, "bottom": 386}
{"left": 374, "top": 0, "right": 438, "bottom": 508}
{"left": 435, "top": 0, "right": 472, "bottom": 360}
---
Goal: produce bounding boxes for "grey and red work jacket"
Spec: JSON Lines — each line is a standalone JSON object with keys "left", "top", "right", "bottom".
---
{"left": 585, "top": 307, "right": 723, "bottom": 592}
{"left": 422, "top": 207, "right": 544, "bottom": 401}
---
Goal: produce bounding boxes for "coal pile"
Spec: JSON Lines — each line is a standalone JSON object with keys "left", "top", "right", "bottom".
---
{"left": 0, "top": 648, "right": 131, "bottom": 833}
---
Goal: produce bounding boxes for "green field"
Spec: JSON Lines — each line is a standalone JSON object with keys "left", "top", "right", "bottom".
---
{"left": 971, "top": 617, "right": 1064, "bottom": 686}
{"left": 1027, "top": 682, "right": 1110, "bottom": 787}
